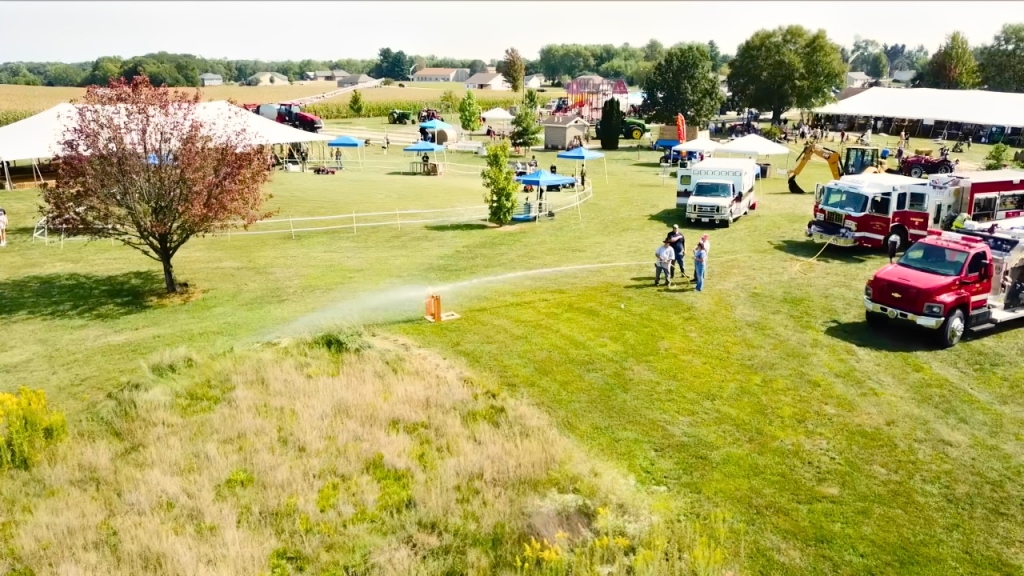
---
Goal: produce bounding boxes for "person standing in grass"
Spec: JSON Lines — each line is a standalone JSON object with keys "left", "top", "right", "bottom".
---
{"left": 655, "top": 240, "right": 675, "bottom": 287}
{"left": 666, "top": 224, "right": 685, "bottom": 279}
{"left": 0, "top": 208, "right": 7, "bottom": 247}
{"left": 693, "top": 240, "right": 708, "bottom": 292}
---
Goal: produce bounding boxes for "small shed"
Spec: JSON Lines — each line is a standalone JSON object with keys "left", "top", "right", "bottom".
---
{"left": 199, "top": 73, "right": 223, "bottom": 87}
{"left": 543, "top": 116, "right": 590, "bottom": 150}
{"left": 338, "top": 74, "right": 375, "bottom": 87}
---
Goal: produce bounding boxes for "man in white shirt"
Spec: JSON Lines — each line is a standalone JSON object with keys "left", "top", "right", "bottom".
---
{"left": 655, "top": 240, "right": 675, "bottom": 287}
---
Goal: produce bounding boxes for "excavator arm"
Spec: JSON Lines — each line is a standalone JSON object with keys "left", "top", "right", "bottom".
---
{"left": 787, "top": 142, "right": 842, "bottom": 194}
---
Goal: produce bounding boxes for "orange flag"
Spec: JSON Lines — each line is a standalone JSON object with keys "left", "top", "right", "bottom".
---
{"left": 676, "top": 114, "right": 687, "bottom": 143}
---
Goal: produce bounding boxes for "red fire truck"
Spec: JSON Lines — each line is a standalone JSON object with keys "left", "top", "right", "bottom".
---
{"left": 805, "top": 173, "right": 960, "bottom": 251}
{"left": 925, "top": 169, "right": 1024, "bottom": 224}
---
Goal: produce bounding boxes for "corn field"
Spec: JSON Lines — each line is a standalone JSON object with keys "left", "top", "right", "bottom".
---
{"left": 306, "top": 96, "right": 520, "bottom": 120}
{"left": 0, "top": 110, "right": 35, "bottom": 127}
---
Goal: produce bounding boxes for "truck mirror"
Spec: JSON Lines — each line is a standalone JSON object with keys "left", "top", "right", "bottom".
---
{"left": 980, "top": 261, "right": 990, "bottom": 280}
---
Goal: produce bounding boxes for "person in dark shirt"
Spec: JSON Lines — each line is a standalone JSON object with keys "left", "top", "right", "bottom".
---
{"left": 665, "top": 224, "right": 686, "bottom": 278}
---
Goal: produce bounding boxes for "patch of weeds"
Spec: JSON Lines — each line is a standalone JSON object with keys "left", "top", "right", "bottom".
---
{"left": 173, "top": 377, "right": 234, "bottom": 416}
{"left": 223, "top": 468, "right": 255, "bottom": 491}
{"left": 89, "top": 381, "right": 144, "bottom": 443}
{"left": 462, "top": 401, "right": 508, "bottom": 428}
{"left": 145, "top": 348, "right": 201, "bottom": 378}
{"left": 267, "top": 546, "right": 309, "bottom": 576}
{"left": 4, "top": 566, "right": 37, "bottom": 576}
{"left": 364, "top": 453, "right": 414, "bottom": 516}
{"left": 316, "top": 479, "right": 343, "bottom": 514}
{"left": 310, "top": 330, "right": 372, "bottom": 355}
{"left": 0, "top": 387, "right": 67, "bottom": 471}
{"left": 97, "top": 518, "right": 121, "bottom": 557}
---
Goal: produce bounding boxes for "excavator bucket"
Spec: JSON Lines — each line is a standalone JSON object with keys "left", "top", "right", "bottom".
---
{"left": 788, "top": 175, "right": 807, "bottom": 194}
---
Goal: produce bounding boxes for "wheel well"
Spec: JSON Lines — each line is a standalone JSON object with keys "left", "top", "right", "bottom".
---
{"left": 888, "top": 224, "right": 908, "bottom": 237}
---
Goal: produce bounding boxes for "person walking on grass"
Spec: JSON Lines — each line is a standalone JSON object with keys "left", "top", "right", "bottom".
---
{"left": 693, "top": 240, "right": 708, "bottom": 292}
{"left": 655, "top": 240, "right": 675, "bottom": 287}
{"left": 0, "top": 208, "right": 7, "bottom": 247}
{"left": 666, "top": 224, "right": 686, "bottom": 279}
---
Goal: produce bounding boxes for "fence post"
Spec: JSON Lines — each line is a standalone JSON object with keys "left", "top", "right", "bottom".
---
{"left": 227, "top": 227, "right": 231, "bottom": 241}
{"left": 290, "top": 218, "right": 295, "bottom": 240}
{"left": 396, "top": 209, "right": 401, "bottom": 231}
{"left": 60, "top": 227, "right": 65, "bottom": 249}
{"left": 352, "top": 210, "right": 357, "bottom": 234}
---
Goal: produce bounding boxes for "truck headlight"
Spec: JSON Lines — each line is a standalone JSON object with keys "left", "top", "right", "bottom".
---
{"left": 864, "top": 285, "right": 872, "bottom": 299}
{"left": 845, "top": 220, "right": 857, "bottom": 231}
{"left": 923, "top": 303, "right": 944, "bottom": 317}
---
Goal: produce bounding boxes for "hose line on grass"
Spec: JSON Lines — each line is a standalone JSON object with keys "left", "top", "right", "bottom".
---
{"left": 793, "top": 236, "right": 835, "bottom": 275}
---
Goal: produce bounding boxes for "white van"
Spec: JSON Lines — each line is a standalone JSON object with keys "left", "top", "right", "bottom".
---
{"left": 681, "top": 158, "right": 758, "bottom": 227}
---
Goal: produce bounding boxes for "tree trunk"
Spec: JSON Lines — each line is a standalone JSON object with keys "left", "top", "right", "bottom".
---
{"left": 772, "top": 108, "right": 783, "bottom": 124}
{"left": 161, "top": 255, "right": 177, "bottom": 293}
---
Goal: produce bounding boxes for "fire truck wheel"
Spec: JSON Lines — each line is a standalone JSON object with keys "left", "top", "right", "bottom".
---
{"left": 865, "top": 310, "right": 887, "bottom": 329}
{"left": 887, "top": 228, "right": 908, "bottom": 253}
{"left": 938, "top": 308, "right": 966, "bottom": 348}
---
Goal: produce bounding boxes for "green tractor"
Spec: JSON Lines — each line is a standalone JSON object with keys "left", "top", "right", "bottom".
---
{"left": 595, "top": 117, "right": 648, "bottom": 140}
{"left": 388, "top": 109, "right": 415, "bottom": 125}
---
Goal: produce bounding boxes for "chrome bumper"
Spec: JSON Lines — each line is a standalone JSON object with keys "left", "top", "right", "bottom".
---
{"left": 805, "top": 227, "right": 857, "bottom": 247}
{"left": 864, "top": 297, "right": 944, "bottom": 329}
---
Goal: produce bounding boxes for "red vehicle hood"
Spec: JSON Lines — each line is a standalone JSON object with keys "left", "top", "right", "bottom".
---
{"left": 296, "top": 111, "right": 322, "bottom": 123}
{"left": 874, "top": 263, "right": 956, "bottom": 291}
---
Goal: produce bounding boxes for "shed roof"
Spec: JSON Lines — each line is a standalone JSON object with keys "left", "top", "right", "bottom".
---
{"left": 542, "top": 116, "right": 589, "bottom": 127}
{"left": 414, "top": 68, "right": 457, "bottom": 76}
{"left": 199, "top": 73, "right": 222, "bottom": 79}
{"left": 465, "top": 72, "right": 503, "bottom": 84}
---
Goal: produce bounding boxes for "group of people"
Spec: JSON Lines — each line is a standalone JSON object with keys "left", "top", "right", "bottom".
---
{"left": 655, "top": 224, "right": 709, "bottom": 292}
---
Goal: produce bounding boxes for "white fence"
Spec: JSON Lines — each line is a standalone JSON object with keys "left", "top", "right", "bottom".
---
{"left": 33, "top": 182, "right": 594, "bottom": 246}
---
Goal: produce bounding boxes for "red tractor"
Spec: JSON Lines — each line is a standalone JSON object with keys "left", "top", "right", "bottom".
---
{"left": 242, "top": 102, "right": 324, "bottom": 133}
{"left": 899, "top": 148, "right": 957, "bottom": 178}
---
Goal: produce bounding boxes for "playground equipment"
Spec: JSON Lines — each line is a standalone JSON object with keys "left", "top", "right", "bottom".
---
{"left": 561, "top": 77, "right": 629, "bottom": 122}
{"left": 424, "top": 293, "right": 459, "bottom": 323}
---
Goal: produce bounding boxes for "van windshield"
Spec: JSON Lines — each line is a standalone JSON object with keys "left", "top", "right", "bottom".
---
{"left": 820, "top": 186, "right": 868, "bottom": 213}
{"left": 898, "top": 242, "right": 968, "bottom": 276}
{"left": 693, "top": 182, "right": 733, "bottom": 198}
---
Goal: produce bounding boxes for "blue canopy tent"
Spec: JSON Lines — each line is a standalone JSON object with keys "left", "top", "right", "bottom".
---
{"left": 403, "top": 141, "right": 447, "bottom": 175}
{"left": 147, "top": 152, "right": 173, "bottom": 165}
{"left": 512, "top": 169, "right": 578, "bottom": 222}
{"left": 557, "top": 146, "right": 607, "bottom": 184}
{"left": 327, "top": 135, "right": 365, "bottom": 169}
{"left": 417, "top": 119, "right": 455, "bottom": 146}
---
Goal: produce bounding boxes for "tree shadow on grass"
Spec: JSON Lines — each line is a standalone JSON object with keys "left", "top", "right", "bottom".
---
{"left": 771, "top": 239, "right": 877, "bottom": 263}
{"left": 648, "top": 209, "right": 710, "bottom": 230}
{"left": 425, "top": 223, "right": 492, "bottom": 232}
{"left": 633, "top": 162, "right": 667, "bottom": 168}
{"left": 823, "top": 318, "right": 936, "bottom": 352}
{"left": 0, "top": 270, "right": 162, "bottom": 321}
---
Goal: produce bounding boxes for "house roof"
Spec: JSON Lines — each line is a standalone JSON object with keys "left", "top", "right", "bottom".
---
{"left": 466, "top": 72, "right": 503, "bottom": 84}
{"left": 249, "top": 72, "right": 287, "bottom": 81}
{"left": 339, "top": 74, "right": 375, "bottom": 84}
{"left": 542, "top": 116, "right": 589, "bottom": 127}
{"left": 414, "top": 67, "right": 457, "bottom": 76}
{"left": 525, "top": 73, "right": 545, "bottom": 80}
{"left": 332, "top": 70, "right": 349, "bottom": 77}
{"left": 575, "top": 74, "right": 604, "bottom": 82}
{"left": 199, "top": 73, "right": 221, "bottom": 79}
{"left": 848, "top": 71, "right": 871, "bottom": 80}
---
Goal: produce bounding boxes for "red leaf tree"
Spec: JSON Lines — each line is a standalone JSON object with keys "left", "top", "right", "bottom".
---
{"left": 43, "top": 75, "right": 273, "bottom": 293}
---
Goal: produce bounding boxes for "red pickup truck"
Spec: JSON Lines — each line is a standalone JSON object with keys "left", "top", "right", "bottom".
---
{"left": 863, "top": 228, "right": 1024, "bottom": 347}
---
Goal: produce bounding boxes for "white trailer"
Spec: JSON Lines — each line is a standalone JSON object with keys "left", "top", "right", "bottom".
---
{"left": 679, "top": 158, "right": 758, "bottom": 227}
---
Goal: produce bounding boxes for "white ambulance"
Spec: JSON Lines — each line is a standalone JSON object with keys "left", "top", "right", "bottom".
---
{"left": 677, "top": 158, "right": 758, "bottom": 227}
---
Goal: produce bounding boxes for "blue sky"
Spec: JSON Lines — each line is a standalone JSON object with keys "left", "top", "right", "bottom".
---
{"left": 0, "top": 1, "right": 1018, "bottom": 62}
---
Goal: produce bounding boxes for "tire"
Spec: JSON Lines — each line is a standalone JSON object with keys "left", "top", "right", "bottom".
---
{"left": 630, "top": 127, "right": 643, "bottom": 140}
{"left": 937, "top": 308, "right": 966, "bottom": 348}
{"left": 865, "top": 310, "right": 887, "bottom": 329}
{"left": 910, "top": 165, "right": 924, "bottom": 178}
{"left": 938, "top": 164, "right": 952, "bottom": 174}
{"left": 886, "top": 228, "right": 908, "bottom": 253}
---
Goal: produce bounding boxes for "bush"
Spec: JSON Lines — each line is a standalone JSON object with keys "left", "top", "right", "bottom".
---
{"left": 0, "top": 386, "right": 67, "bottom": 471}
{"left": 761, "top": 125, "right": 782, "bottom": 141}
{"left": 985, "top": 143, "right": 1010, "bottom": 170}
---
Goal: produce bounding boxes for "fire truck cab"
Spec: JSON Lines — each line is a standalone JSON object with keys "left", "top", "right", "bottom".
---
{"left": 864, "top": 225, "right": 1024, "bottom": 348}
{"left": 806, "top": 173, "right": 958, "bottom": 251}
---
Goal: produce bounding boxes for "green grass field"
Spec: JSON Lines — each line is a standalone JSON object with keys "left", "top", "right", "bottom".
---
{"left": 2, "top": 136, "right": 1024, "bottom": 574}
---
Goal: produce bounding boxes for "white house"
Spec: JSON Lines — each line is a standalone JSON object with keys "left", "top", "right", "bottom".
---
{"left": 199, "top": 73, "right": 222, "bottom": 87}
{"left": 524, "top": 74, "right": 545, "bottom": 88}
{"left": 846, "top": 71, "right": 871, "bottom": 88}
{"left": 412, "top": 67, "right": 458, "bottom": 82}
{"left": 892, "top": 70, "right": 917, "bottom": 83}
{"left": 464, "top": 72, "right": 511, "bottom": 91}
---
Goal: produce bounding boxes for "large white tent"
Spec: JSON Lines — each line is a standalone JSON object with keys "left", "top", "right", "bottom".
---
{"left": 814, "top": 87, "right": 1024, "bottom": 127}
{"left": 0, "top": 100, "right": 334, "bottom": 164}
{"left": 480, "top": 107, "right": 514, "bottom": 121}
{"left": 672, "top": 138, "right": 720, "bottom": 153}
{"left": 718, "top": 134, "right": 790, "bottom": 156}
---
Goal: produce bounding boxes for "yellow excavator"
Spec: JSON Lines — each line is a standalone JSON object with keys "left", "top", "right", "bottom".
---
{"left": 788, "top": 142, "right": 884, "bottom": 194}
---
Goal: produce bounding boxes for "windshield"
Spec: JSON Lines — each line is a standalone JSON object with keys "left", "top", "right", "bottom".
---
{"left": 898, "top": 242, "right": 969, "bottom": 276}
{"left": 693, "top": 182, "right": 733, "bottom": 198}
{"left": 820, "top": 186, "right": 868, "bottom": 213}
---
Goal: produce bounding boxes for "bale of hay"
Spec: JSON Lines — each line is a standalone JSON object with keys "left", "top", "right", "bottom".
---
{"left": 915, "top": 148, "right": 933, "bottom": 157}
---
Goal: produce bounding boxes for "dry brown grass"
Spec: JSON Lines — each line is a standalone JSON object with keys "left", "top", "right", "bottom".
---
{"left": 0, "top": 84, "right": 343, "bottom": 112}
{"left": 0, "top": 332, "right": 735, "bottom": 576}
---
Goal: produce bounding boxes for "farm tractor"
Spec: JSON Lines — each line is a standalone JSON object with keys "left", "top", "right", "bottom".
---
{"left": 595, "top": 117, "right": 648, "bottom": 141}
{"left": 787, "top": 142, "right": 884, "bottom": 194}
{"left": 243, "top": 102, "right": 323, "bottom": 133}
{"left": 388, "top": 109, "right": 415, "bottom": 124}
{"left": 418, "top": 108, "right": 443, "bottom": 123}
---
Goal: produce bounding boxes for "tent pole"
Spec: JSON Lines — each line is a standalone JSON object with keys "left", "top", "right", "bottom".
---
{"left": 2, "top": 158, "right": 11, "bottom": 191}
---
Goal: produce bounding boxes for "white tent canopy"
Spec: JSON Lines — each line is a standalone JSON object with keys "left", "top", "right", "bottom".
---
{"left": 672, "top": 138, "right": 720, "bottom": 153}
{"left": 481, "top": 107, "right": 514, "bottom": 121}
{"left": 814, "top": 87, "right": 1024, "bottom": 127}
{"left": 0, "top": 100, "right": 333, "bottom": 163}
{"left": 718, "top": 134, "right": 790, "bottom": 156}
